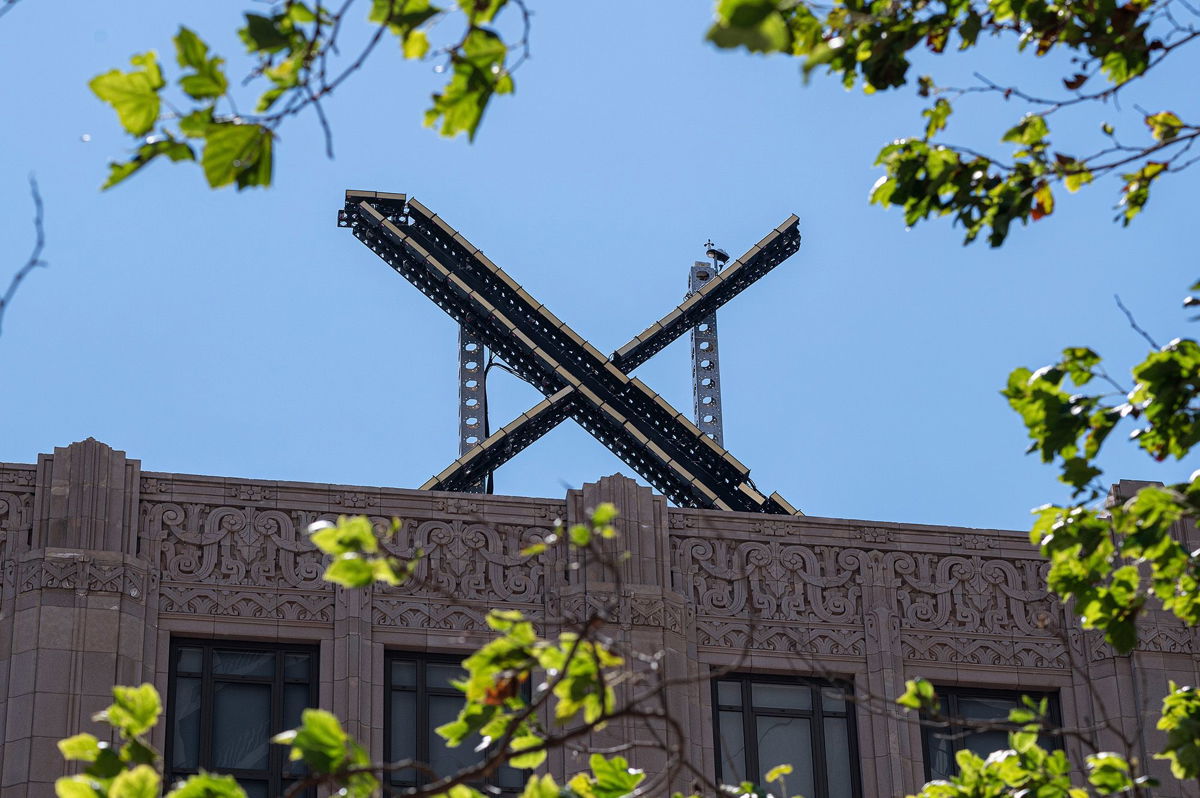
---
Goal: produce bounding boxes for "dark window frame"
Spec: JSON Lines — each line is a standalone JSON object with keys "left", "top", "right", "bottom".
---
{"left": 384, "top": 651, "right": 524, "bottom": 795}
{"left": 712, "top": 672, "right": 863, "bottom": 798}
{"left": 165, "top": 637, "right": 319, "bottom": 798}
{"left": 921, "top": 685, "right": 1062, "bottom": 781}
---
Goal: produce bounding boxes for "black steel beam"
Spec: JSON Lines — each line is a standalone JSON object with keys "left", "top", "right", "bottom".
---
{"left": 338, "top": 192, "right": 799, "bottom": 514}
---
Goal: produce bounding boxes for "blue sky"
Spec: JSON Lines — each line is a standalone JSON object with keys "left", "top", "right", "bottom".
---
{"left": 0, "top": 1, "right": 1194, "bottom": 531}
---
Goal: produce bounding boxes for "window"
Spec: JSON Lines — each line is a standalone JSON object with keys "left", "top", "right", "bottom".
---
{"left": 713, "top": 675, "right": 861, "bottom": 798}
{"left": 923, "top": 687, "right": 1061, "bottom": 781}
{"left": 166, "top": 639, "right": 318, "bottom": 798}
{"left": 385, "top": 653, "right": 524, "bottom": 793}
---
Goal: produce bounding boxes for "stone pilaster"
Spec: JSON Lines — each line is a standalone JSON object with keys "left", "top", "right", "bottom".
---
{"left": 2, "top": 440, "right": 153, "bottom": 797}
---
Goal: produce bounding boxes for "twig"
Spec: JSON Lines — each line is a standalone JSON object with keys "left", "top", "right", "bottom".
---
{"left": 0, "top": 0, "right": 23, "bottom": 20}
{"left": 1115, "top": 294, "right": 1161, "bottom": 350}
{"left": 0, "top": 176, "right": 47, "bottom": 339}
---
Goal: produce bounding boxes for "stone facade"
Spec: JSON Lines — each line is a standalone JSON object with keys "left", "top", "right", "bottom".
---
{"left": 1, "top": 439, "right": 1197, "bottom": 796}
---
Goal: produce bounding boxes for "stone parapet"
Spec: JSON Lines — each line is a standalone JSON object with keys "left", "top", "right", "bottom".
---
{"left": 0, "top": 440, "right": 1196, "bottom": 797}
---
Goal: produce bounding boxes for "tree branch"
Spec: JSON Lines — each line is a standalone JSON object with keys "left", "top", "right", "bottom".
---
{"left": 0, "top": 176, "right": 47, "bottom": 339}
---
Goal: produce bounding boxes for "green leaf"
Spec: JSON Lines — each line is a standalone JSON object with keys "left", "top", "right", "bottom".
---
{"left": 275, "top": 708, "right": 349, "bottom": 773}
{"left": 55, "top": 777, "right": 101, "bottom": 798}
{"left": 174, "top": 28, "right": 229, "bottom": 100}
{"left": 102, "top": 137, "right": 195, "bottom": 191}
{"left": 509, "top": 734, "right": 547, "bottom": 769}
{"left": 324, "top": 554, "right": 375, "bottom": 587}
{"left": 110, "top": 765, "right": 161, "bottom": 798}
{"left": 896, "top": 678, "right": 939, "bottom": 711}
{"left": 765, "top": 763, "right": 793, "bottom": 783}
{"left": 922, "top": 98, "right": 952, "bottom": 139}
{"left": 310, "top": 516, "right": 379, "bottom": 555}
{"left": 200, "top": 123, "right": 273, "bottom": 189}
{"left": 706, "top": 0, "right": 792, "bottom": 53}
{"left": 588, "top": 754, "right": 645, "bottom": 798}
{"left": 89, "top": 52, "right": 164, "bottom": 137}
{"left": 239, "top": 14, "right": 292, "bottom": 53}
{"left": 1145, "top": 111, "right": 1184, "bottom": 142}
{"left": 591, "top": 502, "right": 618, "bottom": 526}
{"left": 166, "top": 772, "right": 247, "bottom": 798}
{"left": 568, "top": 524, "right": 591, "bottom": 547}
{"left": 94, "top": 684, "right": 161, "bottom": 738}
{"left": 520, "top": 774, "right": 561, "bottom": 798}
{"left": 1003, "top": 114, "right": 1049, "bottom": 147}
{"left": 1158, "top": 682, "right": 1200, "bottom": 778}
{"left": 57, "top": 733, "right": 102, "bottom": 762}
{"left": 425, "top": 27, "right": 514, "bottom": 141}
{"left": 1087, "top": 752, "right": 1134, "bottom": 794}
{"left": 404, "top": 29, "right": 430, "bottom": 59}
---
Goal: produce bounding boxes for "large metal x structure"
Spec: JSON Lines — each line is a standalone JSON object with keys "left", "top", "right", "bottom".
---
{"left": 338, "top": 190, "right": 802, "bottom": 515}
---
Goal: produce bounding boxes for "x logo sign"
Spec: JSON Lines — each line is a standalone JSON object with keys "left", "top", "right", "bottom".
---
{"left": 338, "top": 191, "right": 802, "bottom": 515}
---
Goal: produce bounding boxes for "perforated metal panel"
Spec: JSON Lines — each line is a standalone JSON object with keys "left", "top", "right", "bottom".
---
{"left": 688, "top": 261, "right": 724, "bottom": 447}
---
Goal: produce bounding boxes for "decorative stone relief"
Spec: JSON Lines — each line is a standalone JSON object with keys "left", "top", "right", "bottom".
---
{"left": 17, "top": 553, "right": 148, "bottom": 601}
{"left": 159, "top": 584, "right": 333, "bottom": 621}
{"left": 143, "top": 502, "right": 328, "bottom": 589}
{"left": 892, "top": 552, "right": 1056, "bottom": 636}
{"left": 671, "top": 537, "right": 862, "bottom": 624}
{"left": 378, "top": 518, "right": 550, "bottom": 602}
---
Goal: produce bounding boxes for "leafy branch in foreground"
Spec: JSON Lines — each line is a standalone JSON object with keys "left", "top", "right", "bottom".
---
{"left": 1003, "top": 281, "right": 1200, "bottom": 782}
{"left": 90, "top": 0, "right": 530, "bottom": 190}
{"left": 709, "top": 0, "right": 1200, "bottom": 245}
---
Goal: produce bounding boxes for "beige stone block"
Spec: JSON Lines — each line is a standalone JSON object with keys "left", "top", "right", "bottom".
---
{"left": 31, "top": 692, "right": 69, "bottom": 738}
{"left": 33, "top": 648, "right": 72, "bottom": 694}
{"left": 8, "top": 650, "right": 36, "bottom": 697}
{"left": 1, "top": 736, "right": 29, "bottom": 785}
{"left": 82, "top": 605, "right": 121, "bottom": 652}
{"left": 28, "top": 736, "right": 66, "bottom": 782}
{"left": 37, "top": 605, "right": 77, "bottom": 650}
{"left": 11, "top": 609, "right": 39, "bottom": 654}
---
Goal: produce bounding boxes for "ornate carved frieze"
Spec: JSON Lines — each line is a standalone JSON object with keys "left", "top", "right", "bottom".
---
{"left": 159, "top": 585, "right": 333, "bottom": 622}
{"left": 901, "top": 634, "right": 1067, "bottom": 669}
{"left": 892, "top": 552, "right": 1056, "bottom": 636}
{"left": 378, "top": 518, "right": 550, "bottom": 602}
{"left": 143, "top": 502, "right": 328, "bottom": 589}
{"left": 671, "top": 537, "right": 862, "bottom": 624}
{"left": 16, "top": 552, "right": 148, "bottom": 601}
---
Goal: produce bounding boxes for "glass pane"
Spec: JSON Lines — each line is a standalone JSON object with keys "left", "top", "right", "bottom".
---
{"left": 430, "top": 694, "right": 478, "bottom": 776}
{"left": 389, "top": 691, "right": 416, "bottom": 762}
{"left": 214, "top": 650, "right": 275, "bottom": 679}
{"left": 284, "top": 653, "right": 311, "bottom": 681}
{"left": 926, "top": 726, "right": 956, "bottom": 781}
{"left": 283, "top": 684, "right": 310, "bottom": 730}
{"left": 428, "top": 663, "right": 464, "bottom": 690}
{"left": 821, "top": 686, "right": 848, "bottom": 714}
{"left": 717, "top": 710, "right": 746, "bottom": 785}
{"left": 962, "top": 729, "right": 1010, "bottom": 759}
{"left": 212, "top": 682, "right": 271, "bottom": 770}
{"left": 170, "top": 677, "right": 202, "bottom": 769}
{"left": 756, "top": 716, "right": 814, "bottom": 798}
{"left": 496, "top": 763, "right": 525, "bottom": 790}
{"left": 391, "top": 660, "right": 417, "bottom": 689}
{"left": 824, "top": 717, "right": 853, "bottom": 798}
{"left": 717, "top": 681, "right": 742, "bottom": 708}
{"left": 239, "top": 781, "right": 268, "bottom": 798}
{"left": 752, "top": 682, "right": 811, "bottom": 711}
{"left": 174, "top": 647, "right": 203, "bottom": 674}
{"left": 957, "top": 695, "right": 1018, "bottom": 722}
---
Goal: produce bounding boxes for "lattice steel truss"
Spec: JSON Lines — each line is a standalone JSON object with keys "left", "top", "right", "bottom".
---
{"left": 337, "top": 190, "right": 802, "bottom": 514}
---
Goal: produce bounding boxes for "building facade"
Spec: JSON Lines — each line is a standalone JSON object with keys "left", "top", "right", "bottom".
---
{"left": 1, "top": 439, "right": 1196, "bottom": 796}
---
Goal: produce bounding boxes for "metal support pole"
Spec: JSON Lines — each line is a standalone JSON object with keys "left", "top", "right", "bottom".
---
{"left": 689, "top": 258, "right": 725, "bottom": 446}
{"left": 457, "top": 325, "right": 487, "bottom": 493}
